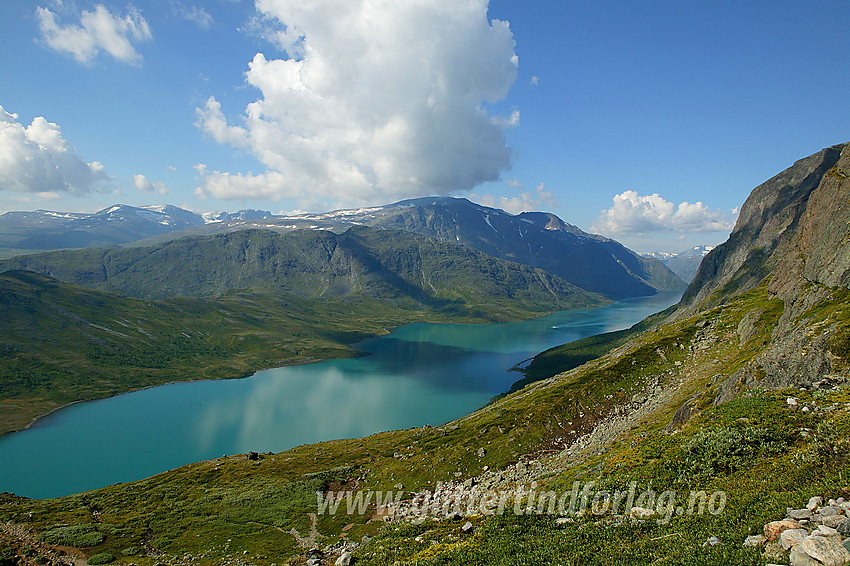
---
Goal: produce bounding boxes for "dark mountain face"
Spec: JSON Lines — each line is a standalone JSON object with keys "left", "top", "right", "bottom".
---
{"left": 0, "top": 204, "right": 205, "bottom": 250}
{"left": 367, "top": 197, "right": 685, "bottom": 299}
{"left": 0, "top": 226, "right": 606, "bottom": 314}
{"left": 119, "top": 197, "right": 685, "bottom": 300}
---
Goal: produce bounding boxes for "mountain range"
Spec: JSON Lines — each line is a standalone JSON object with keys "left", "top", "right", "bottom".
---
{"left": 1, "top": 142, "right": 849, "bottom": 565}
{"left": 0, "top": 226, "right": 603, "bottom": 308}
{"left": 1, "top": 197, "right": 684, "bottom": 300}
{"left": 642, "top": 245, "right": 715, "bottom": 282}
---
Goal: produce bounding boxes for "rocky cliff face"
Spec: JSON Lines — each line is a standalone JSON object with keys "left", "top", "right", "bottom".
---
{"left": 683, "top": 143, "right": 847, "bottom": 308}
{"left": 678, "top": 142, "right": 850, "bottom": 395}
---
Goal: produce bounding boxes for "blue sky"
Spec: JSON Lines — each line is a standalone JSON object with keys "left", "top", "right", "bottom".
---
{"left": 1, "top": 1, "right": 848, "bottom": 253}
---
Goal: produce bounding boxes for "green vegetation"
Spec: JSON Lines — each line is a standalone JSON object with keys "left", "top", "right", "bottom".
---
{"left": 0, "top": 227, "right": 606, "bottom": 310}
{"left": 87, "top": 552, "right": 116, "bottom": 564}
{"left": 2, "top": 274, "right": 847, "bottom": 565}
{"left": 0, "top": 266, "right": 596, "bottom": 436}
{"left": 515, "top": 307, "right": 674, "bottom": 391}
{"left": 41, "top": 524, "right": 105, "bottom": 547}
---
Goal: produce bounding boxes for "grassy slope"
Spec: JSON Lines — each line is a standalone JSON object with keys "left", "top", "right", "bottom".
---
{"left": 2, "top": 280, "right": 849, "bottom": 565}
{"left": 509, "top": 306, "right": 675, "bottom": 394}
{"left": 0, "top": 267, "right": 587, "bottom": 437}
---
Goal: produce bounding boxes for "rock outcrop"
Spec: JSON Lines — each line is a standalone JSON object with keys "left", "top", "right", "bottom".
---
{"left": 676, "top": 142, "right": 850, "bottom": 392}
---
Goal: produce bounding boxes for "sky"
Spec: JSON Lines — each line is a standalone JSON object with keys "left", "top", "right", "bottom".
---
{"left": 1, "top": 1, "right": 849, "bottom": 253}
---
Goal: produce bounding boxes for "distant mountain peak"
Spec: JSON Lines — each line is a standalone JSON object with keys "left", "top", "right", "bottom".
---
{"left": 641, "top": 245, "right": 717, "bottom": 282}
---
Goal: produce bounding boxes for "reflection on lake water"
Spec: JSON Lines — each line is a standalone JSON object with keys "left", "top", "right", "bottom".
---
{"left": 0, "top": 292, "right": 680, "bottom": 498}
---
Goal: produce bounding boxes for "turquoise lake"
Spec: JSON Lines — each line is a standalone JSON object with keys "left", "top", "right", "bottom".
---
{"left": 0, "top": 292, "right": 681, "bottom": 499}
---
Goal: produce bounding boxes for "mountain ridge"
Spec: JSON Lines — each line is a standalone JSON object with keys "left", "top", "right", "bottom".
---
{"left": 0, "top": 226, "right": 605, "bottom": 312}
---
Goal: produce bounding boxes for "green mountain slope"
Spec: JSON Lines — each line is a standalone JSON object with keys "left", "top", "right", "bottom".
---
{"left": 2, "top": 143, "right": 850, "bottom": 566}
{"left": 0, "top": 226, "right": 604, "bottom": 311}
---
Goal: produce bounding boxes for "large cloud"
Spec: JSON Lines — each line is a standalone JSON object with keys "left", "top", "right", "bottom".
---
{"left": 36, "top": 4, "right": 152, "bottom": 65}
{"left": 195, "top": 0, "right": 518, "bottom": 208}
{"left": 0, "top": 106, "right": 110, "bottom": 194}
{"left": 472, "top": 181, "right": 558, "bottom": 215}
{"left": 133, "top": 173, "right": 169, "bottom": 195}
{"left": 591, "top": 190, "right": 734, "bottom": 235}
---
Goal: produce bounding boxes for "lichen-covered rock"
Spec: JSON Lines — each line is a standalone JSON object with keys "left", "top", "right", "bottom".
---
{"left": 765, "top": 519, "right": 802, "bottom": 541}
{"left": 792, "top": 536, "right": 850, "bottom": 566}
{"left": 781, "top": 528, "right": 808, "bottom": 550}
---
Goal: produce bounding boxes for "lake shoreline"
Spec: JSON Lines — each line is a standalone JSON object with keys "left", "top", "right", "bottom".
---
{"left": 0, "top": 303, "right": 570, "bottom": 439}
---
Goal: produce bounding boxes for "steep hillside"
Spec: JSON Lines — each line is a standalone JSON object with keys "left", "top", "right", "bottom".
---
{"left": 371, "top": 198, "right": 685, "bottom": 299}
{"left": 130, "top": 197, "right": 686, "bottom": 300}
{"left": 2, "top": 144, "right": 850, "bottom": 566}
{"left": 0, "top": 227, "right": 604, "bottom": 315}
{"left": 680, "top": 142, "right": 849, "bottom": 395}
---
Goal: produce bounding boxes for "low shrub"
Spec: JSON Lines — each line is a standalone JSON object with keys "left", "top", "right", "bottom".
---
{"left": 87, "top": 552, "right": 115, "bottom": 565}
{"left": 40, "top": 524, "right": 104, "bottom": 547}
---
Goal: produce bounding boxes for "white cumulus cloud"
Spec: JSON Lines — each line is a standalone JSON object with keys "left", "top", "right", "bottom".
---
{"left": 471, "top": 181, "right": 558, "bottom": 215}
{"left": 0, "top": 106, "right": 110, "bottom": 194}
{"left": 36, "top": 4, "right": 152, "bottom": 65}
{"left": 591, "top": 190, "right": 734, "bottom": 235}
{"left": 195, "top": 0, "right": 519, "bottom": 208}
{"left": 133, "top": 174, "right": 169, "bottom": 195}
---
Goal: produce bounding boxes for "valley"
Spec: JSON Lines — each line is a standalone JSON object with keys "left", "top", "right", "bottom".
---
{"left": 1, "top": 144, "right": 849, "bottom": 566}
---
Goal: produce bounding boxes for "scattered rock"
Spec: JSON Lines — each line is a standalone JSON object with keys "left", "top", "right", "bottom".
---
{"left": 307, "top": 559, "right": 321, "bottom": 566}
{"left": 821, "top": 506, "right": 844, "bottom": 517}
{"left": 808, "top": 497, "right": 825, "bottom": 511}
{"left": 790, "top": 546, "right": 821, "bottom": 566}
{"left": 476, "top": 447, "right": 487, "bottom": 458}
{"left": 394, "top": 483, "right": 404, "bottom": 490}
{"left": 246, "top": 451, "right": 259, "bottom": 461}
{"left": 630, "top": 507, "right": 656, "bottom": 520}
{"left": 742, "top": 534, "right": 766, "bottom": 547}
{"left": 702, "top": 536, "right": 721, "bottom": 547}
{"left": 824, "top": 516, "right": 848, "bottom": 529}
{"left": 790, "top": 508, "right": 814, "bottom": 520}
{"left": 812, "top": 525, "right": 840, "bottom": 537}
{"left": 765, "top": 519, "right": 802, "bottom": 541}
{"left": 335, "top": 551, "right": 353, "bottom": 565}
{"left": 787, "top": 397, "right": 799, "bottom": 407}
{"left": 837, "top": 518, "right": 850, "bottom": 536}
{"left": 461, "top": 521, "right": 474, "bottom": 533}
{"left": 763, "top": 541, "right": 786, "bottom": 561}
{"left": 780, "top": 528, "right": 807, "bottom": 550}
{"left": 793, "top": 536, "right": 850, "bottom": 566}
